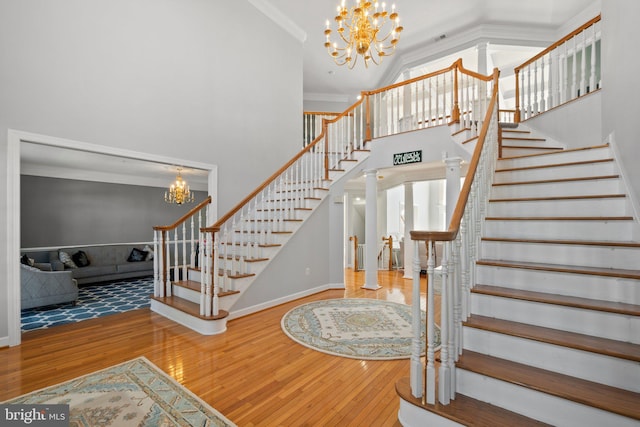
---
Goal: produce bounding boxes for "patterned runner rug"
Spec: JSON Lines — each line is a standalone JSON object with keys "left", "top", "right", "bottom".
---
{"left": 1, "top": 357, "right": 235, "bottom": 427}
{"left": 281, "top": 299, "right": 439, "bottom": 360}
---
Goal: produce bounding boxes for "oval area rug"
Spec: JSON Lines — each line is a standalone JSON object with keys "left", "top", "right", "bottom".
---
{"left": 281, "top": 298, "right": 439, "bottom": 360}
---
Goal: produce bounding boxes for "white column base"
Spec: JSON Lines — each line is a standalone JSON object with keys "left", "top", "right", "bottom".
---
{"left": 361, "top": 284, "right": 382, "bottom": 290}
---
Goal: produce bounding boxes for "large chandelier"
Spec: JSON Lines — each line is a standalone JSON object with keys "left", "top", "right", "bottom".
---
{"left": 324, "top": 1, "right": 403, "bottom": 69}
{"left": 164, "top": 168, "right": 194, "bottom": 205}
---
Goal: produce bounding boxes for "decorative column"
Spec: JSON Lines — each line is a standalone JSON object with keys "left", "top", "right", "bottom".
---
{"left": 402, "top": 70, "right": 412, "bottom": 131}
{"left": 403, "top": 182, "right": 414, "bottom": 279}
{"left": 444, "top": 156, "right": 462, "bottom": 225}
{"left": 476, "top": 41, "right": 489, "bottom": 75}
{"left": 363, "top": 169, "right": 381, "bottom": 290}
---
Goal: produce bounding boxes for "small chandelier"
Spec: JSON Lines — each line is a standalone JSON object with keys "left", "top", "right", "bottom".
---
{"left": 324, "top": 1, "right": 403, "bottom": 69}
{"left": 164, "top": 168, "right": 194, "bottom": 205}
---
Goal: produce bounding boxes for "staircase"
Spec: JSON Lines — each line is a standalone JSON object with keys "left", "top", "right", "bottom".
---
{"left": 400, "top": 138, "right": 640, "bottom": 426}
{"left": 150, "top": 145, "right": 371, "bottom": 335}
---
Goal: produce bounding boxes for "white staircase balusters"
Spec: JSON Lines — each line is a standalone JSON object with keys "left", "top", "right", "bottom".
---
{"left": 439, "top": 240, "right": 451, "bottom": 405}
{"left": 410, "top": 238, "right": 423, "bottom": 399}
{"left": 580, "top": 29, "right": 587, "bottom": 96}
{"left": 425, "top": 239, "right": 437, "bottom": 404}
{"left": 211, "top": 231, "right": 219, "bottom": 316}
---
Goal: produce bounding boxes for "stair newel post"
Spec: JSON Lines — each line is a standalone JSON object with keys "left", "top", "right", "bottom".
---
{"left": 190, "top": 214, "right": 195, "bottom": 269}
{"left": 211, "top": 229, "right": 219, "bottom": 317}
{"left": 451, "top": 62, "right": 460, "bottom": 124}
{"left": 153, "top": 230, "right": 160, "bottom": 297}
{"left": 200, "top": 229, "right": 207, "bottom": 316}
{"left": 425, "top": 239, "right": 436, "bottom": 405}
{"left": 410, "top": 238, "right": 423, "bottom": 399}
{"left": 222, "top": 227, "right": 230, "bottom": 292}
{"left": 165, "top": 231, "right": 172, "bottom": 297}
{"left": 182, "top": 221, "right": 187, "bottom": 283}
{"left": 439, "top": 240, "right": 451, "bottom": 405}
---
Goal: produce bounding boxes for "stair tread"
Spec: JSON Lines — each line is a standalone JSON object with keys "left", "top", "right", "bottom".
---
{"left": 476, "top": 258, "right": 640, "bottom": 280}
{"left": 481, "top": 236, "right": 640, "bottom": 248}
{"left": 502, "top": 136, "right": 546, "bottom": 141}
{"left": 489, "top": 194, "right": 626, "bottom": 202}
{"left": 501, "top": 145, "right": 562, "bottom": 150}
{"left": 472, "top": 284, "right": 640, "bottom": 316}
{"left": 493, "top": 174, "right": 620, "bottom": 186}
{"left": 150, "top": 295, "right": 229, "bottom": 320}
{"left": 219, "top": 256, "right": 269, "bottom": 262}
{"left": 395, "top": 377, "right": 551, "bottom": 426}
{"left": 500, "top": 143, "right": 609, "bottom": 160}
{"left": 457, "top": 351, "right": 640, "bottom": 421}
{"left": 495, "top": 158, "right": 614, "bottom": 173}
{"left": 464, "top": 314, "right": 640, "bottom": 362}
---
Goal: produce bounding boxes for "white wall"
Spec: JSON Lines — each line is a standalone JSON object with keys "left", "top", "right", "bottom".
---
{"left": 601, "top": 0, "right": 640, "bottom": 211}
{"left": 0, "top": 0, "right": 303, "bottom": 344}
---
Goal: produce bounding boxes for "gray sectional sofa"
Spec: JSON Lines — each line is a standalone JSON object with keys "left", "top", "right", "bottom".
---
{"left": 21, "top": 243, "right": 154, "bottom": 286}
{"left": 20, "top": 264, "right": 78, "bottom": 309}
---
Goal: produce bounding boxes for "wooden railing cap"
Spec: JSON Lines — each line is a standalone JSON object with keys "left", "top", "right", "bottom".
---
{"left": 153, "top": 195, "right": 212, "bottom": 232}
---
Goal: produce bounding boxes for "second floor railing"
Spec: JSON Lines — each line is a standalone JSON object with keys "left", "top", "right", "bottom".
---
{"left": 515, "top": 15, "right": 601, "bottom": 122}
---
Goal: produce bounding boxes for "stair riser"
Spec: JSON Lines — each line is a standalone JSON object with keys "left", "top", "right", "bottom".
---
{"left": 501, "top": 147, "right": 562, "bottom": 157}
{"left": 457, "top": 369, "right": 640, "bottom": 427}
{"left": 470, "top": 293, "right": 640, "bottom": 344}
{"left": 475, "top": 265, "right": 640, "bottom": 304}
{"left": 493, "top": 161, "right": 616, "bottom": 184}
{"left": 482, "top": 219, "right": 634, "bottom": 241}
{"left": 463, "top": 328, "right": 640, "bottom": 392}
{"left": 172, "top": 285, "right": 201, "bottom": 304}
{"left": 498, "top": 147, "right": 611, "bottom": 169}
{"left": 480, "top": 241, "right": 640, "bottom": 270}
{"left": 487, "top": 197, "right": 629, "bottom": 217}
{"left": 491, "top": 179, "right": 622, "bottom": 199}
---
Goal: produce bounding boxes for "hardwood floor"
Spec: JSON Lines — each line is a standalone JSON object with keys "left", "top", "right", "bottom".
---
{"left": 1, "top": 269, "right": 434, "bottom": 426}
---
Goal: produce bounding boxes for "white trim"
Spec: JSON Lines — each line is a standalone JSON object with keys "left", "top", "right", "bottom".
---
{"left": 7, "top": 130, "right": 21, "bottom": 346}
{"left": 0, "top": 336, "right": 9, "bottom": 348}
{"left": 150, "top": 300, "right": 227, "bottom": 335}
{"left": 248, "top": 0, "right": 307, "bottom": 43}
{"left": 227, "top": 284, "right": 329, "bottom": 320}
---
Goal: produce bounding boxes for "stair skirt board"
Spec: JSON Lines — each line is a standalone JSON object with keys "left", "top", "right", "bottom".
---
{"left": 150, "top": 299, "right": 227, "bottom": 335}
{"left": 397, "top": 400, "right": 464, "bottom": 427}
{"left": 457, "top": 369, "right": 640, "bottom": 427}
{"left": 470, "top": 294, "right": 640, "bottom": 344}
{"left": 462, "top": 328, "right": 640, "bottom": 392}
{"left": 475, "top": 266, "right": 640, "bottom": 304}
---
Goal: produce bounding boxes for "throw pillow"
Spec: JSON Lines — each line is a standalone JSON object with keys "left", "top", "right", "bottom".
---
{"left": 20, "top": 254, "right": 35, "bottom": 266}
{"left": 143, "top": 244, "right": 154, "bottom": 261}
{"left": 72, "top": 250, "right": 90, "bottom": 267}
{"left": 127, "top": 248, "right": 148, "bottom": 262}
{"left": 59, "top": 250, "right": 78, "bottom": 269}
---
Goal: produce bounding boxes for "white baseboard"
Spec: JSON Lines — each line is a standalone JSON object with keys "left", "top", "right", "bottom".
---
{"left": 327, "top": 282, "right": 345, "bottom": 289}
{"left": 228, "top": 284, "right": 331, "bottom": 320}
{"left": 0, "top": 335, "right": 9, "bottom": 348}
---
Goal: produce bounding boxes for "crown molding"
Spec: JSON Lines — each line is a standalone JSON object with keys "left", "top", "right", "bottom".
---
{"left": 303, "top": 92, "right": 351, "bottom": 103}
{"left": 249, "top": 0, "right": 307, "bottom": 43}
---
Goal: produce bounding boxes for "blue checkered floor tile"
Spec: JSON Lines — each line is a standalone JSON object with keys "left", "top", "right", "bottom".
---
{"left": 21, "top": 276, "right": 154, "bottom": 332}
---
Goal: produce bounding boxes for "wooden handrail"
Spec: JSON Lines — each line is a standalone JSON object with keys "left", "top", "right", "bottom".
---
{"left": 411, "top": 67, "right": 500, "bottom": 243}
{"left": 303, "top": 111, "right": 341, "bottom": 116}
{"left": 515, "top": 15, "right": 601, "bottom": 72}
{"left": 203, "top": 133, "right": 326, "bottom": 233}
{"left": 153, "top": 195, "right": 212, "bottom": 232}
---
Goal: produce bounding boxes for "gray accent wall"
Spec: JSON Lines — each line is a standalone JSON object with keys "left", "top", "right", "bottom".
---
{"left": 21, "top": 175, "right": 208, "bottom": 248}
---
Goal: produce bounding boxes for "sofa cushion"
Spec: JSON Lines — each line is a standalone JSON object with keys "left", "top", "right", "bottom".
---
{"left": 71, "top": 265, "right": 117, "bottom": 280}
{"left": 117, "top": 260, "right": 153, "bottom": 274}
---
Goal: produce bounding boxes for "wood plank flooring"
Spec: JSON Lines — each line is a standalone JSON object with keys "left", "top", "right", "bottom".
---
{"left": 1, "top": 269, "right": 435, "bottom": 427}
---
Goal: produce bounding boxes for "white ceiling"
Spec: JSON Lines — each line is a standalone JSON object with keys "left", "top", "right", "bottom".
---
{"left": 20, "top": 0, "right": 598, "bottom": 188}
{"left": 266, "top": 0, "right": 598, "bottom": 102}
